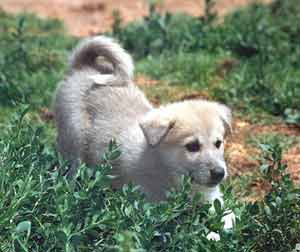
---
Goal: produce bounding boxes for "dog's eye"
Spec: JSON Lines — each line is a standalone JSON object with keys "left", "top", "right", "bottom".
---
{"left": 215, "top": 140, "right": 222, "bottom": 149}
{"left": 185, "top": 140, "right": 201, "bottom": 152}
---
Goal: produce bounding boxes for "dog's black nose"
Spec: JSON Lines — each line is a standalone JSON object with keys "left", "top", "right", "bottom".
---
{"left": 210, "top": 168, "right": 225, "bottom": 182}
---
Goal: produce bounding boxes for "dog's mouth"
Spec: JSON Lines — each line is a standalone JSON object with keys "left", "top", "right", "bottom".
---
{"left": 188, "top": 171, "right": 222, "bottom": 188}
{"left": 187, "top": 170, "right": 197, "bottom": 184}
{"left": 187, "top": 171, "right": 203, "bottom": 186}
{"left": 205, "top": 181, "right": 221, "bottom": 188}
{"left": 189, "top": 175, "right": 197, "bottom": 184}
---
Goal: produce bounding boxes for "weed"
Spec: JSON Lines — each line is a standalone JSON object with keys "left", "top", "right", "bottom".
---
{"left": 111, "top": 4, "right": 205, "bottom": 59}
{"left": 247, "top": 132, "right": 300, "bottom": 151}
{"left": 137, "top": 51, "right": 228, "bottom": 89}
{"left": 1, "top": 109, "right": 299, "bottom": 251}
{"left": 0, "top": 10, "right": 75, "bottom": 107}
{"left": 112, "top": 0, "right": 300, "bottom": 122}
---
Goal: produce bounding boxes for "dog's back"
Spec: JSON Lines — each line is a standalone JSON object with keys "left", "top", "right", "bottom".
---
{"left": 54, "top": 36, "right": 152, "bottom": 173}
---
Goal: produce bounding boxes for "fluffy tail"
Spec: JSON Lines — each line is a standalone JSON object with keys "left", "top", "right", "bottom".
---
{"left": 69, "top": 36, "right": 134, "bottom": 82}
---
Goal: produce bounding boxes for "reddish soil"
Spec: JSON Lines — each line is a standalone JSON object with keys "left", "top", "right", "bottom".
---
{"left": 0, "top": 0, "right": 272, "bottom": 37}
{"left": 227, "top": 120, "right": 300, "bottom": 181}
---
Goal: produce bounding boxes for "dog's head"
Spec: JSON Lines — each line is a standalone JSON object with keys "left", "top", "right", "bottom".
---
{"left": 139, "top": 100, "right": 232, "bottom": 188}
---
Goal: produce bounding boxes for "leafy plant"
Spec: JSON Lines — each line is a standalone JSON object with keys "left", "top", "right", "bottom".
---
{"left": 0, "top": 105, "right": 299, "bottom": 252}
{"left": 111, "top": 4, "right": 205, "bottom": 59}
{"left": 0, "top": 10, "right": 75, "bottom": 107}
{"left": 112, "top": 0, "right": 300, "bottom": 122}
{"left": 242, "top": 143, "right": 300, "bottom": 252}
{"left": 211, "top": 1, "right": 300, "bottom": 117}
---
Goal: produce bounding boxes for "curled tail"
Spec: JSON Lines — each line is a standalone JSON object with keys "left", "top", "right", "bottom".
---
{"left": 69, "top": 36, "right": 134, "bottom": 82}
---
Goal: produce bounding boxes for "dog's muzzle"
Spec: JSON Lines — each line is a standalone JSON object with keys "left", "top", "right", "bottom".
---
{"left": 187, "top": 164, "right": 226, "bottom": 187}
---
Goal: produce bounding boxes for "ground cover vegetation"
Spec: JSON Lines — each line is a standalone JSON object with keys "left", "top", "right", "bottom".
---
{"left": 0, "top": 0, "right": 299, "bottom": 251}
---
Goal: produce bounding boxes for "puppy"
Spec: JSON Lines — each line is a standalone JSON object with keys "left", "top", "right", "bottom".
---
{"left": 54, "top": 36, "right": 235, "bottom": 239}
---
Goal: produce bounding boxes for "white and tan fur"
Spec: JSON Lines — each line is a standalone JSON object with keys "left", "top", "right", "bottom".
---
{"left": 54, "top": 36, "right": 235, "bottom": 239}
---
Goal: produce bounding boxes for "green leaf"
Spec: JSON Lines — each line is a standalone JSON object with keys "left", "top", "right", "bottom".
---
{"left": 264, "top": 205, "right": 272, "bottom": 216}
{"left": 16, "top": 221, "right": 31, "bottom": 234}
{"left": 213, "top": 199, "right": 222, "bottom": 215}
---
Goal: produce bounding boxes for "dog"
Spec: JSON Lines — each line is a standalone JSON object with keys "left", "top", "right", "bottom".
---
{"left": 54, "top": 36, "right": 235, "bottom": 240}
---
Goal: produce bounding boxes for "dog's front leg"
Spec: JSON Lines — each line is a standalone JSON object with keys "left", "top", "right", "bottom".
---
{"left": 222, "top": 210, "right": 235, "bottom": 229}
{"left": 206, "top": 210, "right": 235, "bottom": 241}
{"left": 206, "top": 190, "right": 236, "bottom": 241}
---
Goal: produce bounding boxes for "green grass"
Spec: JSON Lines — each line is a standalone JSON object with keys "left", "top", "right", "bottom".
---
{"left": 0, "top": 1, "right": 300, "bottom": 251}
{"left": 113, "top": 0, "right": 300, "bottom": 123}
{"left": 0, "top": 10, "right": 76, "bottom": 108}
{"left": 247, "top": 132, "right": 300, "bottom": 151}
{"left": 137, "top": 51, "right": 229, "bottom": 89}
{"left": 1, "top": 106, "right": 300, "bottom": 251}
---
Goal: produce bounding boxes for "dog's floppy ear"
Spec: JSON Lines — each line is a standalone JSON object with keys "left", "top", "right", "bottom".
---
{"left": 139, "top": 111, "right": 175, "bottom": 147}
{"left": 217, "top": 104, "right": 232, "bottom": 137}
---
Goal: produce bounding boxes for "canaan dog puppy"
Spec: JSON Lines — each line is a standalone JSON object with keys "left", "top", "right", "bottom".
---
{"left": 54, "top": 36, "right": 235, "bottom": 239}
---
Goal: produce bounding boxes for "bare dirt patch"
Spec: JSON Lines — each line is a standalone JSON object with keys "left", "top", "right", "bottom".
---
{"left": 0, "top": 0, "right": 272, "bottom": 37}
{"left": 227, "top": 120, "right": 300, "bottom": 180}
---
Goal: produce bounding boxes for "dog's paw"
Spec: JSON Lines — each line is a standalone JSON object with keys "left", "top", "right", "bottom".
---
{"left": 206, "top": 231, "right": 220, "bottom": 241}
{"left": 223, "top": 211, "right": 236, "bottom": 229}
